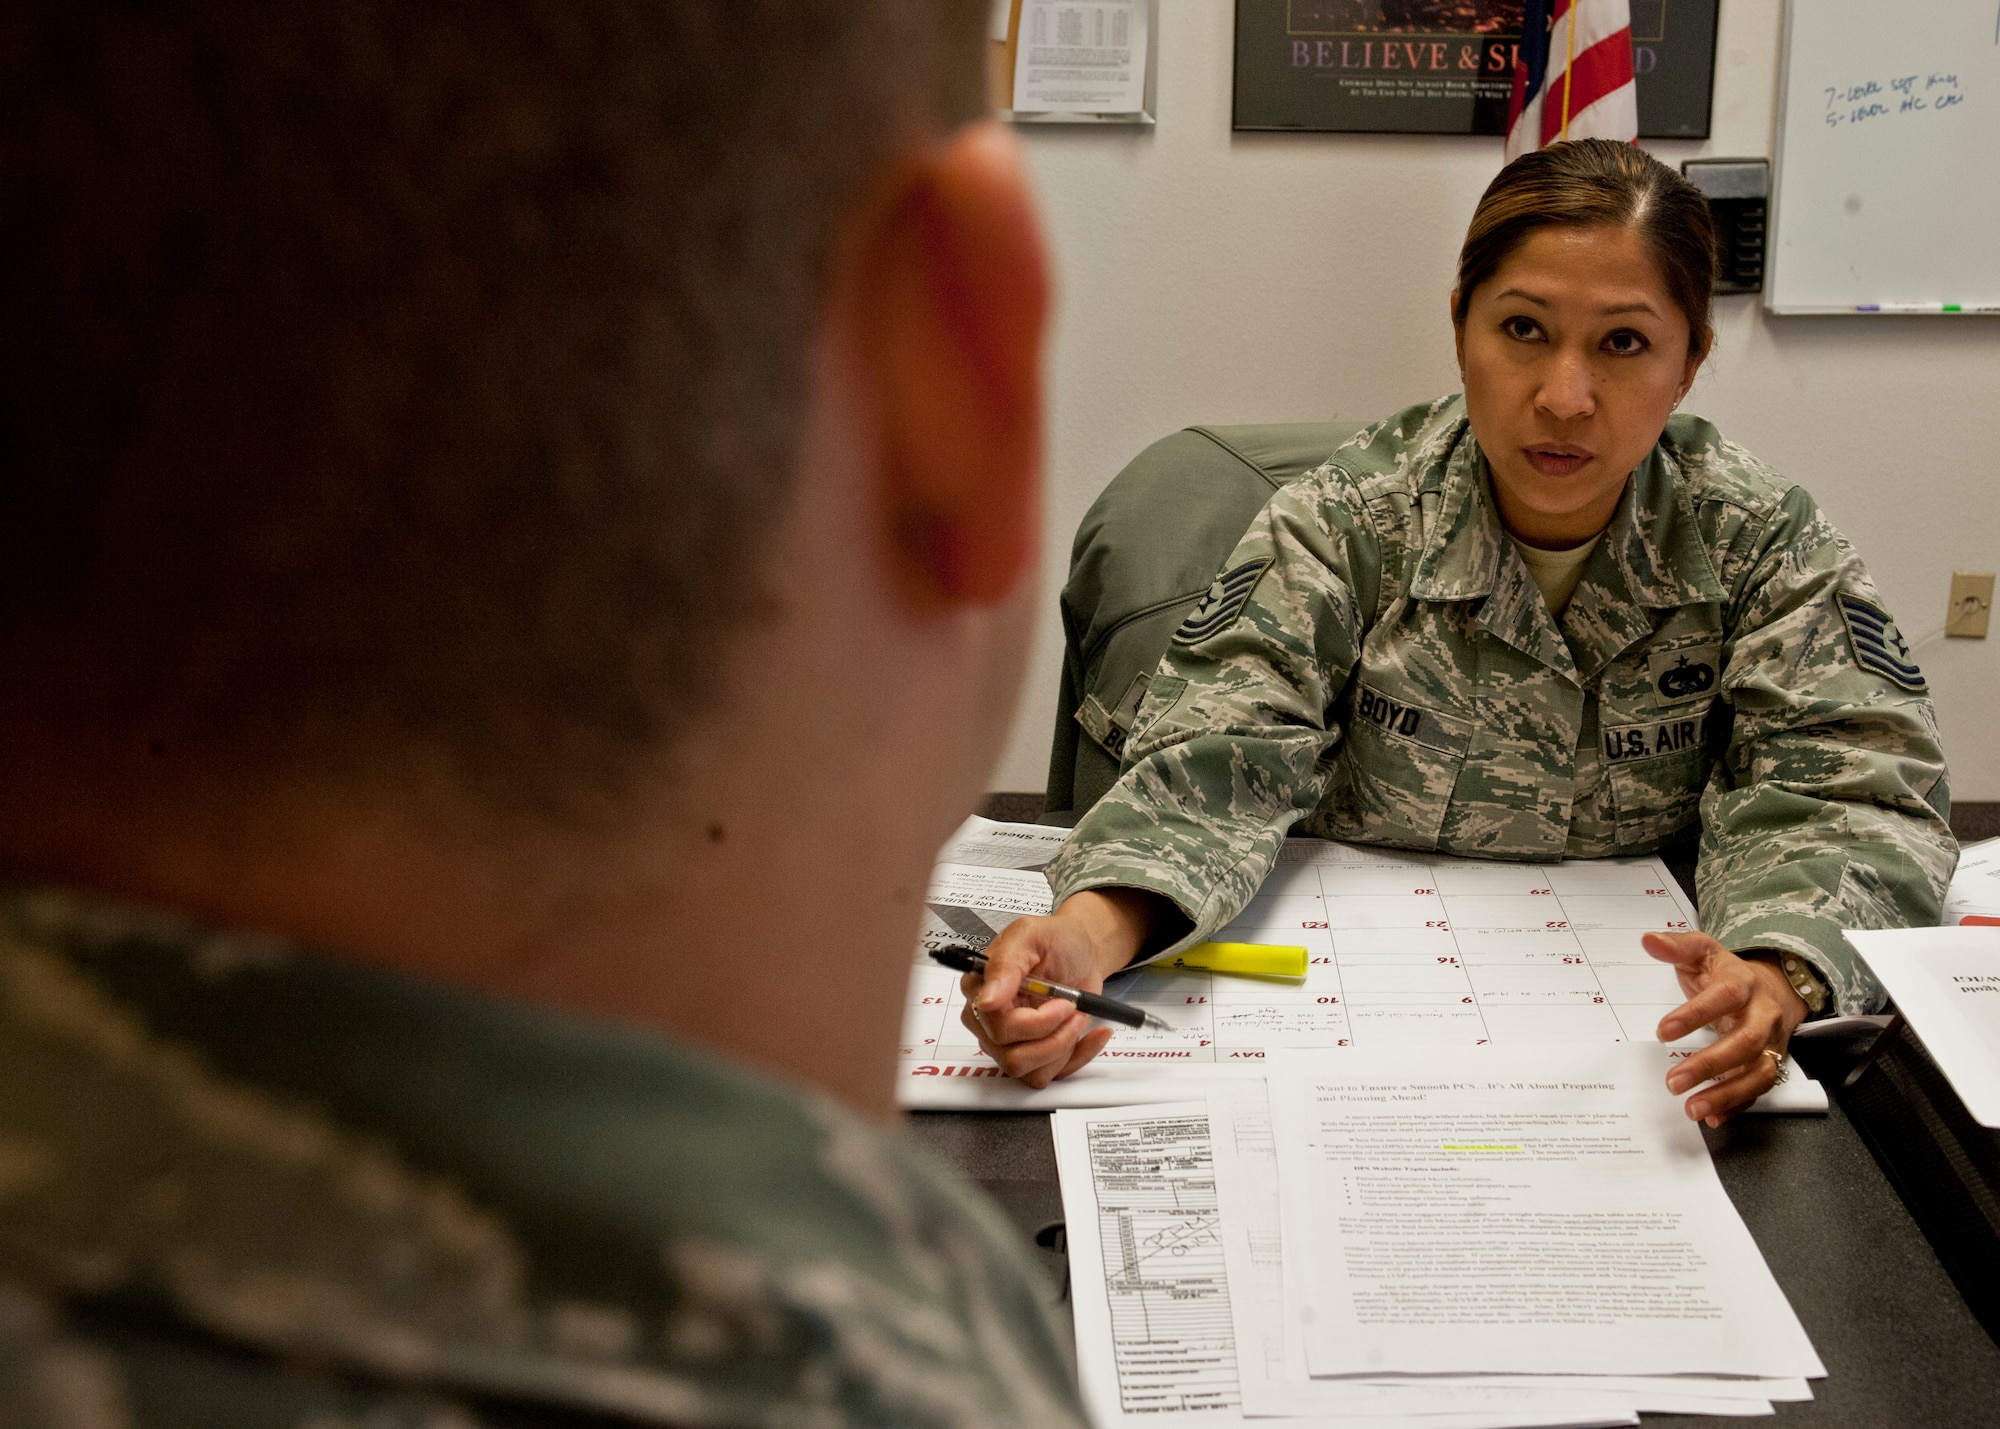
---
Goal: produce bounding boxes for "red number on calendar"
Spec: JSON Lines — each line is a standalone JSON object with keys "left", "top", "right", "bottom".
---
{"left": 1302, "top": 920, "right": 1330, "bottom": 929}
{"left": 1546, "top": 920, "right": 1569, "bottom": 929}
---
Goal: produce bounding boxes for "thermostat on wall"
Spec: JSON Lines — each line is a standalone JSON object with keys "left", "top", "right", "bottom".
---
{"left": 1681, "top": 158, "right": 1769, "bottom": 296}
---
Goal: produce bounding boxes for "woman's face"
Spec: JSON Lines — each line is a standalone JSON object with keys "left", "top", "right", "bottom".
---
{"left": 1454, "top": 223, "right": 1705, "bottom": 548}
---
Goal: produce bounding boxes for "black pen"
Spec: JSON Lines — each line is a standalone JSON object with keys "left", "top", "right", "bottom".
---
{"left": 929, "top": 943, "right": 1175, "bottom": 1032}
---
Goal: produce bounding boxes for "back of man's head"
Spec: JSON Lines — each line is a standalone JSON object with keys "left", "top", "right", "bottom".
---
{"left": 0, "top": 0, "right": 988, "bottom": 823}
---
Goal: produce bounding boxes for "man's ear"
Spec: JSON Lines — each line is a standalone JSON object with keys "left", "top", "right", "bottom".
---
{"left": 839, "top": 122, "right": 1050, "bottom": 606}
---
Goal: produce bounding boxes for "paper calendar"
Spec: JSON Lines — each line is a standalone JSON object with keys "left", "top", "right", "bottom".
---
{"left": 899, "top": 819, "right": 1716, "bottom": 1110}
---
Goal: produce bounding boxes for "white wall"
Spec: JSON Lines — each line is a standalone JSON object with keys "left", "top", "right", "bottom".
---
{"left": 988, "top": 0, "right": 2000, "bottom": 799}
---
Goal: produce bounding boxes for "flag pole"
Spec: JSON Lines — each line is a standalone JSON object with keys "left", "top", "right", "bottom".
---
{"left": 1559, "top": 1, "right": 1577, "bottom": 140}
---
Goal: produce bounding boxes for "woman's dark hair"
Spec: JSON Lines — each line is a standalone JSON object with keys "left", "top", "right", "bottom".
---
{"left": 1454, "top": 139, "right": 1717, "bottom": 359}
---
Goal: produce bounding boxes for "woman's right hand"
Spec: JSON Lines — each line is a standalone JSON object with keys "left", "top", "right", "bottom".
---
{"left": 958, "top": 887, "right": 1167, "bottom": 1088}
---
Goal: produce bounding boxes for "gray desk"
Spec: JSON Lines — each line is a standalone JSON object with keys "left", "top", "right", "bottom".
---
{"left": 908, "top": 1036, "right": 2000, "bottom": 1425}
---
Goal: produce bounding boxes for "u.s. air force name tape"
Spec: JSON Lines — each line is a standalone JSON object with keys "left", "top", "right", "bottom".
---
{"left": 1173, "top": 558, "right": 1271, "bottom": 645}
{"left": 1835, "top": 592, "right": 1925, "bottom": 691}
{"left": 1604, "top": 715, "right": 1707, "bottom": 763}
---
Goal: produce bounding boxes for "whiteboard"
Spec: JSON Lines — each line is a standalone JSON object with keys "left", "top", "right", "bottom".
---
{"left": 1768, "top": 1, "right": 2000, "bottom": 314}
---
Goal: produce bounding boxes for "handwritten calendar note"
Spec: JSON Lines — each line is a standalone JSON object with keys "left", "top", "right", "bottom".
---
{"left": 899, "top": 820, "right": 1704, "bottom": 1109}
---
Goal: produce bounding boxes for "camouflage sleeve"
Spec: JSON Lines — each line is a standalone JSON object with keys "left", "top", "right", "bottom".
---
{"left": 1697, "top": 485, "right": 1957, "bottom": 1015}
{"left": 1045, "top": 469, "right": 1377, "bottom": 954}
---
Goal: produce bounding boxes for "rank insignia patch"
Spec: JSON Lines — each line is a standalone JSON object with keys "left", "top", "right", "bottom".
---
{"left": 1835, "top": 592, "right": 1925, "bottom": 691}
{"left": 1174, "top": 559, "right": 1271, "bottom": 645}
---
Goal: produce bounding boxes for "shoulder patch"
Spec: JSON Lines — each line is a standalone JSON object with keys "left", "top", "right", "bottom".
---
{"left": 1835, "top": 592, "right": 1926, "bottom": 691}
{"left": 1174, "top": 559, "right": 1271, "bottom": 645}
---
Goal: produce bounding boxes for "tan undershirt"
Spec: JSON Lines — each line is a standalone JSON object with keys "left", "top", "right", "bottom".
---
{"left": 1510, "top": 532, "right": 1603, "bottom": 618}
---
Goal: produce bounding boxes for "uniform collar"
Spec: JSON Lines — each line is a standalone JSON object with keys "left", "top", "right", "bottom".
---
{"left": 1564, "top": 443, "right": 1728, "bottom": 680}
{"left": 1404, "top": 409, "right": 1727, "bottom": 680}
{"left": 1584, "top": 440, "right": 1729, "bottom": 610}
{"left": 1404, "top": 410, "right": 1503, "bottom": 605}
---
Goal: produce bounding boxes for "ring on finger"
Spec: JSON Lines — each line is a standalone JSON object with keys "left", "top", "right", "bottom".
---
{"left": 1760, "top": 1047, "right": 1788, "bottom": 1085}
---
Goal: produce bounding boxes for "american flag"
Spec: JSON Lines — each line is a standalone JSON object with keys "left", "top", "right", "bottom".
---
{"left": 1504, "top": 0, "right": 1637, "bottom": 161}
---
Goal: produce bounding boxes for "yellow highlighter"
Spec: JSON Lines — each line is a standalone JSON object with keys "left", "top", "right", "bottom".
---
{"left": 1149, "top": 940, "right": 1309, "bottom": 982}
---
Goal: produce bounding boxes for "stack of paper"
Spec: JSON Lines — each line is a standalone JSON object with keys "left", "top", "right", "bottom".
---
{"left": 1942, "top": 836, "right": 2000, "bottom": 925}
{"left": 1848, "top": 923, "right": 2000, "bottom": 1126}
{"left": 1053, "top": 1045, "right": 1824, "bottom": 1426}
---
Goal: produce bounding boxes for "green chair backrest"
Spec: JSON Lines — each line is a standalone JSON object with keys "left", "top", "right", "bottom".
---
{"left": 1043, "top": 421, "right": 1367, "bottom": 822}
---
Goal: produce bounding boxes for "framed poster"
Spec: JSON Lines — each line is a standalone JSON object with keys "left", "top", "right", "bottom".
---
{"left": 1232, "top": 0, "right": 1717, "bottom": 138}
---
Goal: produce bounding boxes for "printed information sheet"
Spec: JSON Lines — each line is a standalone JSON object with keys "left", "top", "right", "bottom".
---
{"left": 1051, "top": 1100, "right": 1645, "bottom": 1429}
{"left": 1011, "top": 0, "right": 1148, "bottom": 113}
{"left": 1203, "top": 1081, "right": 1804, "bottom": 1420}
{"left": 1267, "top": 1045, "right": 1824, "bottom": 1381}
{"left": 1848, "top": 925, "right": 2000, "bottom": 1126}
{"left": 1054, "top": 1103, "right": 1239, "bottom": 1421}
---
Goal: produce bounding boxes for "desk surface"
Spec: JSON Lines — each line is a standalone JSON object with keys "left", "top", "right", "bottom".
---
{"left": 908, "top": 1037, "right": 2000, "bottom": 1426}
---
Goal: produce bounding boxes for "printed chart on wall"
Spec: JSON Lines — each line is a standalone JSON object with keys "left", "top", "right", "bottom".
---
{"left": 990, "top": 0, "right": 1155, "bottom": 122}
{"left": 900, "top": 818, "right": 1713, "bottom": 1110}
{"left": 1231, "top": 0, "right": 1717, "bottom": 136}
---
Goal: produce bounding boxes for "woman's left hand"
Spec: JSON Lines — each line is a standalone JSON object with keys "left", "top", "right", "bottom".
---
{"left": 1644, "top": 931, "right": 1809, "bottom": 1126}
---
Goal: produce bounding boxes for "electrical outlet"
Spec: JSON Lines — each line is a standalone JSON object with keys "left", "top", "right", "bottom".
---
{"left": 1947, "top": 572, "right": 1995, "bottom": 639}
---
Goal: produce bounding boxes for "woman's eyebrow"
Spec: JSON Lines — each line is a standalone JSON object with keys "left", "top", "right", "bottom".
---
{"left": 1496, "top": 288, "right": 1663, "bottom": 320}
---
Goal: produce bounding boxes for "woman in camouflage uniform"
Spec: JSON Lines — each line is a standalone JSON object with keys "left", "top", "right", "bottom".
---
{"left": 968, "top": 140, "right": 1954, "bottom": 1125}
